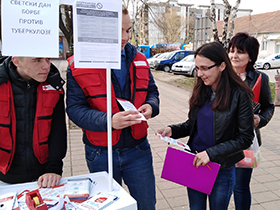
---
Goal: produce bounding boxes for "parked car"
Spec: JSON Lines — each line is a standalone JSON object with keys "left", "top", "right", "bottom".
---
{"left": 149, "top": 52, "right": 171, "bottom": 69}
{"left": 147, "top": 53, "right": 162, "bottom": 68}
{"left": 171, "top": 54, "right": 196, "bottom": 77}
{"left": 255, "top": 53, "right": 280, "bottom": 70}
{"left": 154, "top": 50, "right": 194, "bottom": 72}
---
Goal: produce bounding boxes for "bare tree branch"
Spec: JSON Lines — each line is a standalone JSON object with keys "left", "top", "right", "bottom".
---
{"left": 221, "top": 0, "right": 231, "bottom": 49}
{"left": 227, "top": 0, "right": 240, "bottom": 46}
{"left": 210, "top": 0, "right": 220, "bottom": 42}
{"left": 59, "top": 5, "right": 73, "bottom": 56}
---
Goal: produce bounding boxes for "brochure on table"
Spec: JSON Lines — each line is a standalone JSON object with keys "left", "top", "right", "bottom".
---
{"left": 0, "top": 172, "right": 137, "bottom": 210}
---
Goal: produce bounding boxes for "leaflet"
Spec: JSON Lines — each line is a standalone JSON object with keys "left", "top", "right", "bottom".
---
{"left": 117, "top": 99, "right": 147, "bottom": 121}
{"left": 0, "top": 192, "right": 17, "bottom": 210}
{"left": 77, "top": 192, "right": 119, "bottom": 210}
{"left": 64, "top": 178, "right": 93, "bottom": 201}
{"left": 156, "top": 133, "right": 191, "bottom": 151}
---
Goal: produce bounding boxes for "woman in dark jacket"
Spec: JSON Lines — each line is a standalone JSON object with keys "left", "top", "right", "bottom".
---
{"left": 157, "top": 42, "right": 254, "bottom": 210}
{"left": 229, "top": 32, "right": 275, "bottom": 210}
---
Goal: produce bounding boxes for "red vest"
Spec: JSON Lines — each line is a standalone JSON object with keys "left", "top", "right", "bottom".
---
{"left": 0, "top": 81, "right": 63, "bottom": 174}
{"left": 68, "top": 53, "right": 149, "bottom": 146}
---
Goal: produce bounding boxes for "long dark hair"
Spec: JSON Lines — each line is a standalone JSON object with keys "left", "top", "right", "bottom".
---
{"left": 228, "top": 32, "right": 260, "bottom": 72}
{"left": 189, "top": 42, "right": 253, "bottom": 111}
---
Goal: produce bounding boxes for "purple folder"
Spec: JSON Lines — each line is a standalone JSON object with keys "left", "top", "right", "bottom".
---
{"left": 161, "top": 147, "right": 221, "bottom": 195}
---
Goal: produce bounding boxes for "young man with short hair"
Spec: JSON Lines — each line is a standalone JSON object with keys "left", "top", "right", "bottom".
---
{"left": 0, "top": 56, "right": 67, "bottom": 188}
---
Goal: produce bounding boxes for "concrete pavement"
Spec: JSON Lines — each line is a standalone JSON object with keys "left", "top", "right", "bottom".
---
{"left": 53, "top": 60, "right": 280, "bottom": 210}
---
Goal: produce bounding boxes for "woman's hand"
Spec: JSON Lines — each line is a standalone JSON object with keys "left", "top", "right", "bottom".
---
{"left": 193, "top": 151, "right": 210, "bottom": 168}
{"left": 254, "top": 114, "right": 260, "bottom": 127}
{"left": 157, "top": 127, "right": 172, "bottom": 137}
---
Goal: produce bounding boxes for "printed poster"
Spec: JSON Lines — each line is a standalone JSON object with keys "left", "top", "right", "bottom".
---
{"left": 1, "top": 0, "right": 59, "bottom": 57}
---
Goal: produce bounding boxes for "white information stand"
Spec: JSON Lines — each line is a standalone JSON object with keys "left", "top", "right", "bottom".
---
{"left": 72, "top": 0, "right": 122, "bottom": 192}
{"left": 0, "top": 172, "right": 137, "bottom": 210}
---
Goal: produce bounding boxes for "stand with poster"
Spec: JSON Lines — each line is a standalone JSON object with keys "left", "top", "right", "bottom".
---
{"left": 72, "top": 0, "right": 122, "bottom": 192}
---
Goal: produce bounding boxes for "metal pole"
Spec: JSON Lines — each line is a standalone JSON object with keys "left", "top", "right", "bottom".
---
{"left": 106, "top": 67, "right": 113, "bottom": 192}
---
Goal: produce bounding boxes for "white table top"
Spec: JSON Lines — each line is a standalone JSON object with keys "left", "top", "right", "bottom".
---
{"left": 0, "top": 171, "right": 137, "bottom": 210}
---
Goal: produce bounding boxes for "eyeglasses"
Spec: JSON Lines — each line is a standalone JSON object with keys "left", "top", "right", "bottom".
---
{"left": 194, "top": 63, "right": 218, "bottom": 72}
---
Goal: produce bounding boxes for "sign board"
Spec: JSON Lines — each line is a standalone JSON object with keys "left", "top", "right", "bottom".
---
{"left": 1, "top": 0, "right": 59, "bottom": 57}
{"left": 73, "top": 0, "right": 122, "bottom": 69}
{"left": 59, "top": 0, "right": 74, "bottom": 4}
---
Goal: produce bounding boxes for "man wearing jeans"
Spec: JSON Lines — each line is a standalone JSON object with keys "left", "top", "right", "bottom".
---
{"left": 66, "top": 6, "right": 159, "bottom": 210}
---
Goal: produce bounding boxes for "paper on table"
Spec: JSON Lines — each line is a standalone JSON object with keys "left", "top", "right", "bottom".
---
{"left": 77, "top": 192, "right": 119, "bottom": 210}
{"left": 117, "top": 99, "right": 147, "bottom": 121}
{"left": 0, "top": 192, "right": 17, "bottom": 210}
{"left": 161, "top": 147, "right": 221, "bottom": 195}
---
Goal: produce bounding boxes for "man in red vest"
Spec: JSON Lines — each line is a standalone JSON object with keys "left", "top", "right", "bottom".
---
{"left": 66, "top": 6, "right": 159, "bottom": 210}
{"left": 0, "top": 56, "right": 67, "bottom": 188}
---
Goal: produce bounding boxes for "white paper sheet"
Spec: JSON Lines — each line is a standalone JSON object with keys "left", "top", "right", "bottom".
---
{"left": 73, "top": 0, "right": 122, "bottom": 69}
{"left": 59, "top": 0, "right": 74, "bottom": 4}
{"left": 1, "top": 0, "right": 59, "bottom": 57}
{"left": 117, "top": 99, "right": 147, "bottom": 121}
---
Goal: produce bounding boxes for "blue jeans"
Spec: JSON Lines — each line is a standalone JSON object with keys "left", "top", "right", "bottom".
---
{"left": 234, "top": 167, "right": 253, "bottom": 210}
{"left": 85, "top": 139, "right": 156, "bottom": 210}
{"left": 187, "top": 166, "right": 235, "bottom": 210}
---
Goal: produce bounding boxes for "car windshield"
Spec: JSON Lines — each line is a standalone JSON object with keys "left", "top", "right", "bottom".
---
{"left": 152, "top": 54, "right": 161, "bottom": 59}
{"left": 166, "top": 52, "right": 176, "bottom": 59}
{"left": 264, "top": 54, "right": 277, "bottom": 59}
{"left": 159, "top": 53, "right": 170, "bottom": 59}
{"left": 181, "top": 55, "right": 194, "bottom": 62}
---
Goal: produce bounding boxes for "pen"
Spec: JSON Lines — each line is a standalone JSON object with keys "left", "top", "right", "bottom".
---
{"left": 205, "top": 163, "right": 212, "bottom": 171}
{"left": 195, "top": 151, "right": 212, "bottom": 171}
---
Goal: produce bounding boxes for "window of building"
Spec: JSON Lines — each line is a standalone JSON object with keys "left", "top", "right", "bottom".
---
{"left": 276, "top": 43, "right": 280, "bottom": 53}
{"left": 261, "top": 41, "right": 267, "bottom": 51}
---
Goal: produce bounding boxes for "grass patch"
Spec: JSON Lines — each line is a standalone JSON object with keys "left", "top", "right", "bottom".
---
{"left": 270, "top": 82, "right": 275, "bottom": 102}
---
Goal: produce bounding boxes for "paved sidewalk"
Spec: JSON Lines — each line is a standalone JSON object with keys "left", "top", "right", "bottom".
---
{"left": 54, "top": 60, "right": 280, "bottom": 210}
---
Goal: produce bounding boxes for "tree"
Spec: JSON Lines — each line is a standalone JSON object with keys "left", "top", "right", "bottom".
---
{"left": 59, "top": 4, "right": 73, "bottom": 56}
{"left": 142, "top": 2, "right": 190, "bottom": 44}
{"left": 156, "top": 7, "right": 184, "bottom": 43}
{"left": 123, "top": 0, "right": 151, "bottom": 48}
{"left": 210, "top": 0, "right": 241, "bottom": 50}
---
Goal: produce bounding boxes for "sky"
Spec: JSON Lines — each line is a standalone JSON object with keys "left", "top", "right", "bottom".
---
{"left": 177, "top": 0, "right": 280, "bottom": 15}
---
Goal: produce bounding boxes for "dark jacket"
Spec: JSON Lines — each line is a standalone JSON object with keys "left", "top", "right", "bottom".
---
{"left": 0, "top": 56, "right": 67, "bottom": 184}
{"left": 66, "top": 43, "right": 159, "bottom": 149}
{"left": 170, "top": 88, "right": 254, "bottom": 169}
{"left": 246, "top": 70, "right": 274, "bottom": 146}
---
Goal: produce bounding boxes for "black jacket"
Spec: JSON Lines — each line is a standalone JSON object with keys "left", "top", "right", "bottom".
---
{"left": 246, "top": 70, "right": 274, "bottom": 146}
{"left": 170, "top": 87, "right": 254, "bottom": 169}
{"left": 0, "top": 56, "right": 67, "bottom": 184}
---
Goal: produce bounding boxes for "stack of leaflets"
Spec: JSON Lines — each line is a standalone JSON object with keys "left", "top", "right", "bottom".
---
{"left": 77, "top": 192, "right": 119, "bottom": 210}
{"left": 13, "top": 190, "right": 30, "bottom": 210}
{"left": 5, "top": 177, "right": 122, "bottom": 210}
{"left": 39, "top": 184, "right": 66, "bottom": 207}
{"left": 64, "top": 178, "right": 93, "bottom": 202}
